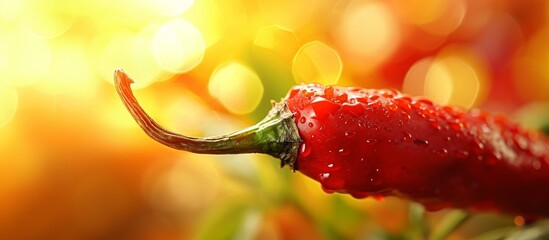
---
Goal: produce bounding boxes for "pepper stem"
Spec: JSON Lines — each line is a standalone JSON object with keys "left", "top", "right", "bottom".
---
{"left": 114, "top": 69, "right": 301, "bottom": 168}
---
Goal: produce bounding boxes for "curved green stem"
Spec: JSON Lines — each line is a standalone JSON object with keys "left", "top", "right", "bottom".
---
{"left": 114, "top": 69, "right": 301, "bottom": 168}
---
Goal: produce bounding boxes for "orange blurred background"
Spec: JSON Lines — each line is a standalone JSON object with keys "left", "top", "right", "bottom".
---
{"left": 1, "top": 0, "right": 549, "bottom": 239}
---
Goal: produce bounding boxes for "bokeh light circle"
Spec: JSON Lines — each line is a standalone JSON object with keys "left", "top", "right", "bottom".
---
{"left": 253, "top": 25, "right": 299, "bottom": 62}
{"left": 94, "top": 28, "right": 162, "bottom": 89}
{"left": 152, "top": 19, "right": 206, "bottom": 73}
{"left": 336, "top": 1, "right": 400, "bottom": 69}
{"left": 3, "top": 31, "right": 52, "bottom": 86}
{"left": 403, "top": 48, "right": 488, "bottom": 108}
{"left": 292, "top": 41, "right": 342, "bottom": 85}
{"left": 208, "top": 61, "right": 264, "bottom": 114}
{"left": 20, "top": 8, "right": 75, "bottom": 39}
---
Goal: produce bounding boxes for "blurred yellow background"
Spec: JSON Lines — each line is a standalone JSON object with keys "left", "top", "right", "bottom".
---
{"left": 1, "top": 0, "right": 549, "bottom": 239}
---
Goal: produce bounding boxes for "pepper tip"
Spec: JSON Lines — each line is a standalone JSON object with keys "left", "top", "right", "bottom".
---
{"left": 114, "top": 69, "right": 135, "bottom": 86}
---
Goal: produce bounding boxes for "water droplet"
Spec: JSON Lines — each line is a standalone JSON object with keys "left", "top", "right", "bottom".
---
{"left": 388, "top": 139, "right": 398, "bottom": 144}
{"left": 310, "top": 97, "right": 340, "bottom": 120}
{"left": 413, "top": 139, "right": 429, "bottom": 146}
{"left": 327, "top": 163, "right": 334, "bottom": 168}
{"left": 288, "top": 88, "right": 300, "bottom": 98}
{"left": 344, "top": 131, "right": 356, "bottom": 138}
{"left": 402, "top": 131, "right": 413, "bottom": 143}
{"left": 494, "top": 151, "right": 502, "bottom": 160}
{"left": 394, "top": 97, "right": 411, "bottom": 111}
{"left": 369, "top": 177, "right": 383, "bottom": 185}
{"left": 367, "top": 122, "right": 379, "bottom": 131}
{"left": 300, "top": 143, "right": 312, "bottom": 157}
{"left": 299, "top": 116, "right": 306, "bottom": 124}
{"left": 418, "top": 99, "right": 433, "bottom": 106}
{"left": 513, "top": 134, "right": 529, "bottom": 150}
{"left": 388, "top": 102, "right": 398, "bottom": 112}
{"left": 324, "top": 86, "right": 335, "bottom": 99}
{"left": 366, "top": 138, "right": 378, "bottom": 144}
{"left": 308, "top": 122, "right": 314, "bottom": 128}
{"left": 386, "top": 89, "right": 399, "bottom": 97}
{"left": 357, "top": 120, "right": 366, "bottom": 128}
{"left": 411, "top": 101, "right": 422, "bottom": 110}
{"left": 321, "top": 186, "right": 336, "bottom": 194}
{"left": 450, "top": 122, "right": 463, "bottom": 131}
{"left": 367, "top": 100, "right": 381, "bottom": 108}
{"left": 455, "top": 150, "right": 469, "bottom": 158}
{"left": 335, "top": 92, "right": 348, "bottom": 103}
{"left": 428, "top": 119, "right": 439, "bottom": 129}
{"left": 432, "top": 148, "right": 448, "bottom": 158}
{"left": 350, "top": 192, "right": 370, "bottom": 199}
{"left": 341, "top": 102, "right": 365, "bottom": 116}
{"left": 398, "top": 120, "right": 404, "bottom": 127}
{"left": 473, "top": 141, "right": 485, "bottom": 154}
{"left": 368, "top": 94, "right": 380, "bottom": 101}
{"left": 320, "top": 172, "right": 330, "bottom": 180}
{"left": 338, "top": 147, "right": 351, "bottom": 156}
{"left": 481, "top": 125, "right": 491, "bottom": 133}
{"left": 533, "top": 160, "right": 541, "bottom": 170}
{"left": 319, "top": 172, "right": 344, "bottom": 190}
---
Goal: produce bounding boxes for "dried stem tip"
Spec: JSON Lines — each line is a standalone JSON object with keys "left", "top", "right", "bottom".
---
{"left": 113, "top": 69, "right": 301, "bottom": 168}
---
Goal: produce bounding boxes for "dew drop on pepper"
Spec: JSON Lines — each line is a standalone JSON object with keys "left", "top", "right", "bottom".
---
{"left": 344, "top": 131, "right": 356, "bottom": 139}
{"left": 533, "top": 161, "right": 541, "bottom": 170}
{"left": 413, "top": 139, "right": 429, "bottom": 147}
{"left": 335, "top": 92, "right": 348, "bottom": 103}
{"left": 341, "top": 102, "right": 365, "bottom": 116}
{"left": 388, "top": 102, "right": 398, "bottom": 112}
{"left": 432, "top": 148, "right": 448, "bottom": 158}
{"left": 394, "top": 98, "right": 411, "bottom": 111}
{"left": 324, "top": 86, "right": 335, "bottom": 99}
{"left": 402, "top": 131, "right": 413, "bottom": 143}
{"left": 368, "top": 94, "right": 380, "bottom": 101}
{"left": 321, "top": 186, "right": 336, "bottom": 194}
{"left": 350, "top": 192, "right": 370, "bottom": 199}
{"left": 338, "top": 147, "right": 351, "bottom": 156}
{"left": 319, "top": 172, "right": 345, "bottom": 190}
{"left": 310, "top": 97, "right": 340, "bottom": 120}
{"left": 455, "top": 149, "right": 470, "bottom": 158}
{"left": 300, "top": 143, "right": 312, "bottom": 157}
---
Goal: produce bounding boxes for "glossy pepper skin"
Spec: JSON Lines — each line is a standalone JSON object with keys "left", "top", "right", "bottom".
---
{"left": 285, "top": 84, "right": 549, "bottom": 219}
{"left": 114, "top": 70, "right": 549, "bottom": 219}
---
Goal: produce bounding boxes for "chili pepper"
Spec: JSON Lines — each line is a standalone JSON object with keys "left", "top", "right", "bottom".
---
{"left": 115, "top": 69, "right": 549, "bottom": 219}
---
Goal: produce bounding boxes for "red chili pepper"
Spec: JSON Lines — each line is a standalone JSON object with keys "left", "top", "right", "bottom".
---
{"left": 115, "top": 69, "right": 549, "bottom": 219}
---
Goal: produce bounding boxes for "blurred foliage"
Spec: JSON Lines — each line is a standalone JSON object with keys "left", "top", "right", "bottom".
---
{"left": 1, "top": 0, "right": 549, "bottom": 239}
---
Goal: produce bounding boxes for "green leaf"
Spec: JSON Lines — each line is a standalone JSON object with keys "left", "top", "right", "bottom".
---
{"left": 428, "top": 210, "right": 470, "bottom": 240}
{"left": 194, "top": 197, "right": 260, "bottom": 240}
